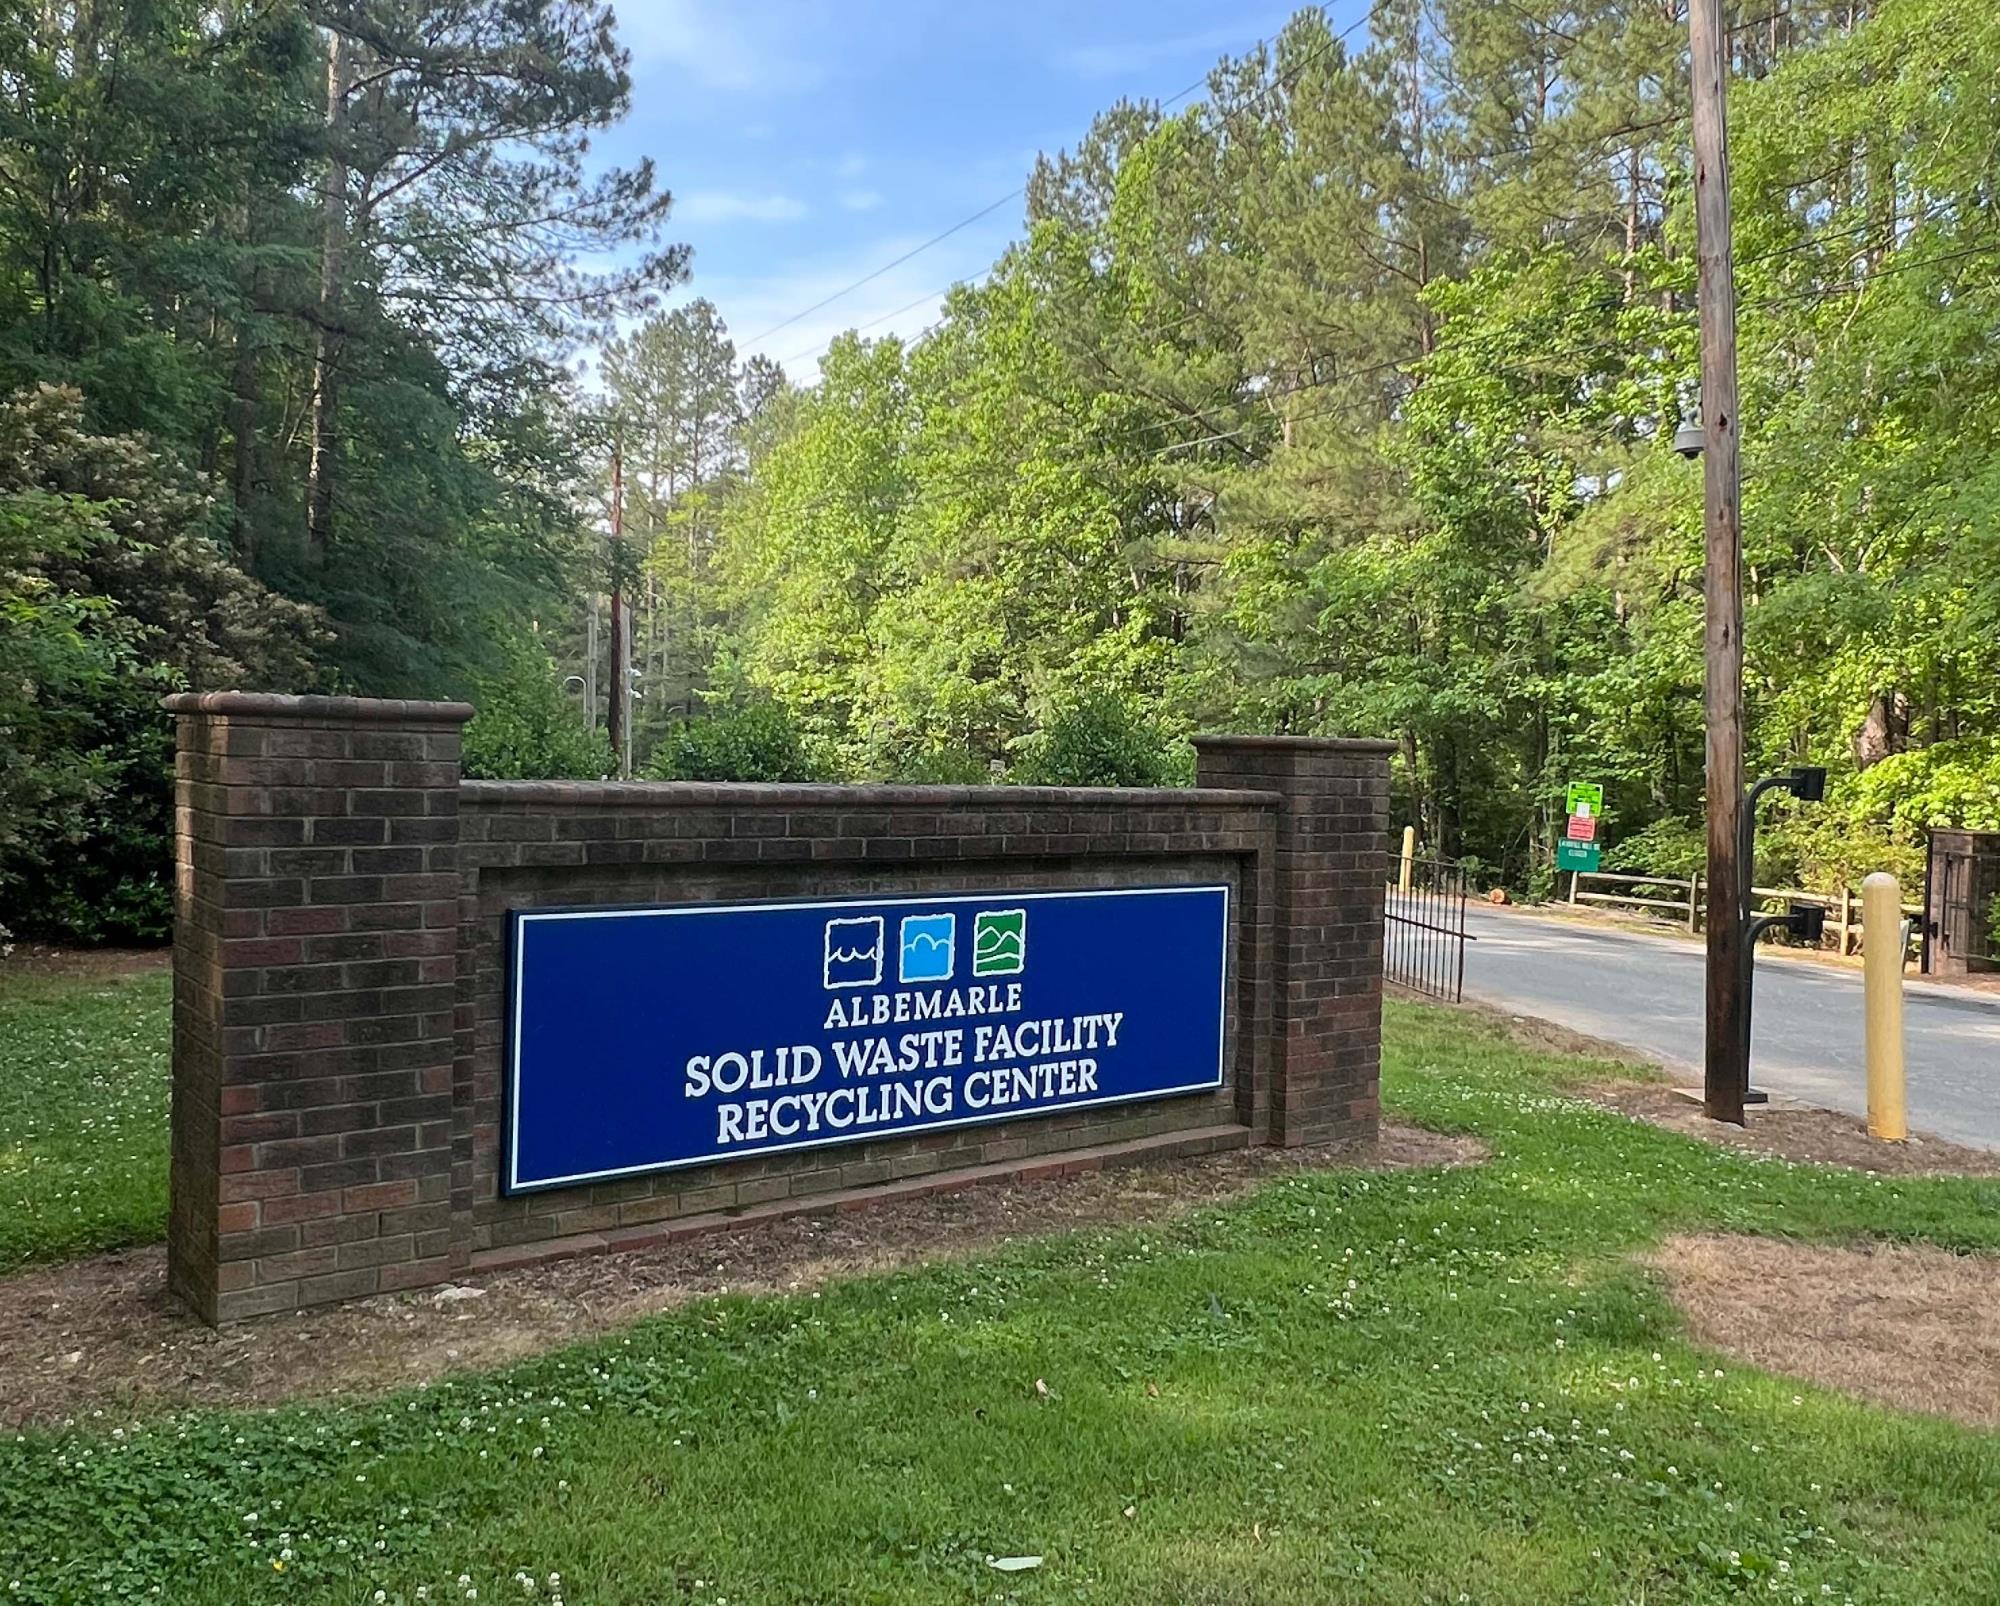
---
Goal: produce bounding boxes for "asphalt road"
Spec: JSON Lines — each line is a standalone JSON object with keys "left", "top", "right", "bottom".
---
{"left": 1458, "top": 904, "right": 2000, "bottom": 1151}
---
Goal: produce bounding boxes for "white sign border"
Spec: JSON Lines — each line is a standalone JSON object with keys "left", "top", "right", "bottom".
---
{"left": 505, "top": 883, "right": 1232, "bottom": 1195}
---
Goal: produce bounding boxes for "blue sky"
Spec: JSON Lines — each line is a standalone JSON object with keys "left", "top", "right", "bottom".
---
{"left": 598, "top": 0, "right": 1370, "bottom": 381}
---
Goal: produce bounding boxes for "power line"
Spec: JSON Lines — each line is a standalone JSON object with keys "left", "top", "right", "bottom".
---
{"left": 744, "top": 192, "right": 1023, "bottom": 349}
{"left": 764, "top": 0, "right": 1399, "bottom": 366}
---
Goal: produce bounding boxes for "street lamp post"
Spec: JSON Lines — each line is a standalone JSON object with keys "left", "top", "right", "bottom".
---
{"left": 1737, "top": 765, "right": 1827, "bottom": 1104}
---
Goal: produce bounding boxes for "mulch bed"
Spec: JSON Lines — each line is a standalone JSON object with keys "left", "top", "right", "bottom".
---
{"left": 1652, "top": 1232, "right": 2000, "bottom": 1429}
{"left": 0, "top": 943, "right": 170, "bottom": 980}
{"left": 0, "top": 1122, "right": 1483, "bottom": 1430}
{"left": 1581, "top": 1080, "right": 2000, "bottom": 1177}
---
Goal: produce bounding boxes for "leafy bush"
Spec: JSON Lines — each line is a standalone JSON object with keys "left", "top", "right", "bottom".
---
{"left": 0, "top": 386, "right": 326, "bottom": 944}
{"left": 461, "top": 642, "right": 612, "bottom": 780}
{"left": 646, "top": 701, "right": 822, "bottom": 782}
{"left": 887, "top": 742, "right": 996, "bottom": 785}
{"left": 1775, "top": 738, "right": 2000, "bottom": 889}
{"left": 1013, "top": 696, "right": 1188, "bottom": 788}
{"left": 1603, "top": 817, "right": 1706, "bottom": 880}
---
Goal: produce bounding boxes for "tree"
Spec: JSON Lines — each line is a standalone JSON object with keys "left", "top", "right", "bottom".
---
{"left": 299, "top": 0, "right": 687, "bottom": 560}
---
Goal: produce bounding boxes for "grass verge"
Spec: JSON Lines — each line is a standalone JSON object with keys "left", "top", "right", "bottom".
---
{"left": 3, "top": 998, "right": 1999, "bottom": 1602}
{"left": 0, "top": 965, "right": 169, "bottom": 1269}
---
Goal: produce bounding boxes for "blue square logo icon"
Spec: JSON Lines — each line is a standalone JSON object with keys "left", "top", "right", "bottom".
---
{"left": 898, "top": 913, "right": 956, "bottom": 983}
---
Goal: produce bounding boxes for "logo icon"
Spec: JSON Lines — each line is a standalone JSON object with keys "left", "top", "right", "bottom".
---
{"left": 971, "top": 909, "right": 1026, "bottom": 977}
{"left": 823, "top": 916, "right": 884, "bottom": 989}
{"left": 898, "top": 914, "right": 956, "bottom": 983}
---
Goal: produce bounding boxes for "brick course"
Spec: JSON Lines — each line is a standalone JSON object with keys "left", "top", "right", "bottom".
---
{"left": 165, "top": 694, "right": 1391, "bottom": 1322}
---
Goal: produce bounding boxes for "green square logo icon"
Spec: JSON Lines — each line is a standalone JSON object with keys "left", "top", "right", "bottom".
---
{"left": 971, "top": 909, "right": 1026, "bottom": 977}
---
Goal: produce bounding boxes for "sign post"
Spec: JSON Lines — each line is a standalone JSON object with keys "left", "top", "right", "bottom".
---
{"left": 1561, "top": 781, "right": 1605, "bottom": 881}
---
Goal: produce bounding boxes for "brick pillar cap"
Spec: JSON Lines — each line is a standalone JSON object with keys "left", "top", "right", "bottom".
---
{"left": 1193, "top": 733, "right": 1398, "bottom": 755}
{"left": 161, "top": 691, "right": 476, "bottom": 725}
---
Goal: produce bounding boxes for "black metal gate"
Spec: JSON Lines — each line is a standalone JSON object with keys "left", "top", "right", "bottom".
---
{"left": 1384, "top": 853, "right": 1472, "bottom": 1001}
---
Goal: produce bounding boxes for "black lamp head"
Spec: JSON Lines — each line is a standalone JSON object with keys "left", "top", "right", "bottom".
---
{"left": 1786, "top": 901, "right": 1827, "bottom": 943}
{"left": 1788, "top": 765, "right": 1827, "bottom": 803}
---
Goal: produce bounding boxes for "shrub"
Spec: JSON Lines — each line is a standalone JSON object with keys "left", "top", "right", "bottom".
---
{"left": 461, "top": 642, "right": 612, "bottom": 781}
{"left": 887, "top": 742, "right": 996, "bottom": 785}
{"left": 0, "top": 386, "right": 325, "bottom": 945}
{"left": 1603, "top": 817, "right": 1706, "bottom": 880}
{"left": 646, "top": 701, "right": 821, "bottom": 782}
{"left": 1014, "top": 696, "right": 1188, "bottom": 788}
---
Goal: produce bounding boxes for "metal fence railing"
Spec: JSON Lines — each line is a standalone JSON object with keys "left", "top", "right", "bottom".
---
{"left": 1385, "top": 854, "right": 1472, "bottom": 1002}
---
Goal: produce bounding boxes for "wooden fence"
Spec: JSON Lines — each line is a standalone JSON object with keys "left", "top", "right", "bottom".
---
{"left": 1567, "top": 870, "right": 1921, "bottom": 956}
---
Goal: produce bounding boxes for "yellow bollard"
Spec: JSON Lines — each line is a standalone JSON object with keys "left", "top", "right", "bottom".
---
{"left": 1862, "top": 871, "right": 1908, "bottom": 1141}
{"left": 1399, "top": 825, "right": 1416, "bottom": 893}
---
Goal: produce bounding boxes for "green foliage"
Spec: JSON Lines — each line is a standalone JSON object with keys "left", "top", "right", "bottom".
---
{"left": 0, "top": 967, "right": 170, "bottom": 1269}
{"left": 658, "top": 1, "right": 2000, "bottom": 890}
{"left": 0, "top": 387, "right": 325, "bottom": 942}
{"left": 887, "top": 743, "right": 996, "bottom": 785}
{"left": 0, "top": 4, "right": 681, "bottom": 937}
{"left": 1775, "top": 738, "right": 2000, "bottom": 890}
{"left": 11, "top": 1001, "right": 2000, "bottom": 1599}
{"left": 645, "top": 701, "right": 823, "bottom": 783}
{"left": 1604, "top": 819, "right": 1706, "bottom": 881}
{"left": 460, "top": 642, "right": 610, "bottom": 781}
{"left": 1014, "top": 695, "right": 1188, "bottom": 788}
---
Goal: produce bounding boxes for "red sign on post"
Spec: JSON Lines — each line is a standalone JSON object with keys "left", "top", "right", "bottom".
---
{"left": 1566, "top": 814, "right": 1597, "bottom": 842}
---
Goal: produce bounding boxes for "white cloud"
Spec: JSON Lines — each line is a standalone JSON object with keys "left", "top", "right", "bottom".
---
{"left": 839, "top": 189, "right": 885, "bottom": 213}
{"left": 676, "top": 190, "right": 809, "bottom": 224}
{"left": 835, "top": 152, "right": 867, "bottom": 179}
{"left": 616, "top": 0, "right": 822, "bottom": 93}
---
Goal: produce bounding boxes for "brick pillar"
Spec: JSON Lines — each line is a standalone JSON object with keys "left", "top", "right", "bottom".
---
{"left": 1194, "top": 736, "right": 1394, "bottom": 1146}
{"left": 162, "top": 692, "right": 472, "bottom": 1322}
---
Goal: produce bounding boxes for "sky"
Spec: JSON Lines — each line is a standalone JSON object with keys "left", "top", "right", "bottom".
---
{"left": 595, "top": 0, "right": 1372, "bottom": 383}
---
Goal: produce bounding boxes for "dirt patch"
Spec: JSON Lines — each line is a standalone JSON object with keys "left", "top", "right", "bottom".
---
{"left": 1652, "top": 1233, "right": 2000, "bottom": 1430}
{"left": 0, "top": 943, "right": 170, "bottom": 981}
{"left": 0, "top": 1122, "right": 1482, "bottom": 1430}
{"left": 1582, "top": 1080, "right": 2000, "bottom": 1177}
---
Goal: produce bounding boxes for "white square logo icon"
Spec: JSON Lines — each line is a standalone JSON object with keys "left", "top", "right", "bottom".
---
{"left": 823, "top": 916, "right": 884, "bottom": 989}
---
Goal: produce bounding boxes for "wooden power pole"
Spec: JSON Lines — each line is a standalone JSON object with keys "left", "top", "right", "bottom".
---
{"left": 1691, "top": 0, "right": 1746, "bottom": 1124}
{"left": 607, "top": 443, "right": 631, "bottom": 779}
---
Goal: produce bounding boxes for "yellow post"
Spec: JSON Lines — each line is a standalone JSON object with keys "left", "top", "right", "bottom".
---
{"left": 1863, "top": 871, "right": 1907, "bottom": 1141}
{"left": 1398, "top": 825, "right": 1416, "bottom": 893}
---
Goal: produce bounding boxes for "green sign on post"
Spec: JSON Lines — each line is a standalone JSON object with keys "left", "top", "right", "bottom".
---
{"left": 1565, "top": 781, "right": 1603, "bottom": 817}
{"left": 1557, "top": 839, "right": 1601, "bottom": 874}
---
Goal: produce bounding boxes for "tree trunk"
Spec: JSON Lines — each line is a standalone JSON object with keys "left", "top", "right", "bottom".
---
{"left": 1853, "top": 690, "right": 1909, "bottom": 769}
{"left": 305, "top": 28, "right": 353, "bottom": 565}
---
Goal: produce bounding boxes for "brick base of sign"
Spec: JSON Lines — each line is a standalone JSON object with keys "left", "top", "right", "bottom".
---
{"left": 163, "top": 692, "right": 1392, "bottom": 1323}
{"left": 469, "top": 1122, "right": 1252, "bottom": 1276}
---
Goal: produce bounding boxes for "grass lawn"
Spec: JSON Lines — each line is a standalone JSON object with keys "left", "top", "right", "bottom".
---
{"left": 0, "top": 964, "right": 170, "bottom": 1269}
{"left": 5, "top": 995, "right": 2000, "bottom": 1603}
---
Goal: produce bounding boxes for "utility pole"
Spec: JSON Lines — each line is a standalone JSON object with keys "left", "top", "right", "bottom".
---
{"left": 582, "top": 597, "right": 599, "bottom": 733}
{"left": 1691, "top": 0, "right": 1746, "bottom": 1124}
{"left": 607, "top": 442, "right": 632, "bottom": 779}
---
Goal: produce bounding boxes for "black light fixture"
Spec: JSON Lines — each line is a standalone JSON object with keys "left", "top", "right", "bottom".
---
{"left": 1736, "top": 767, "right": 1831, "bottom": 1105}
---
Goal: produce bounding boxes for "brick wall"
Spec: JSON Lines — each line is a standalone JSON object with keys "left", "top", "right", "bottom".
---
{"left": 164, "top": 695, "right": 1392, "bottom": 1321}
{"left": 1194, "top": 737, "right": 1395, "bottom": 1145}
{"left": 164, "top": 693, "right": 472, "bottom": 1322}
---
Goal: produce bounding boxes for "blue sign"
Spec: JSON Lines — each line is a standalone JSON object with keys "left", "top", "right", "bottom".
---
{"left": 504, "top": 885, "right": 1229, "bottom": 1194}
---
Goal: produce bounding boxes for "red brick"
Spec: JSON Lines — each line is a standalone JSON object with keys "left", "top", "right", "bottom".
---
{"left": 261, "top": 1188, "right": 344, "bottom": 1224}
{"left": 343, "top": 1179, "right": 420, "bottom": 1212}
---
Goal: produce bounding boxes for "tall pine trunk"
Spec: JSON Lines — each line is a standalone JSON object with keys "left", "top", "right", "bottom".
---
{"left": 305, "top": 28, "right": 352, "bottom": 565}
